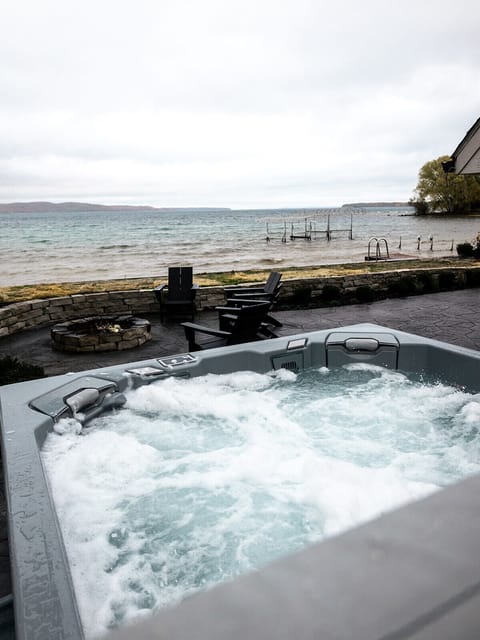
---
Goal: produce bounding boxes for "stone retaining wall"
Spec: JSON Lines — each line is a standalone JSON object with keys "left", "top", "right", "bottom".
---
{"left": 281, "top": 265, "right": 480, "bottom": 306}
{"left": 1, "top": 265, "right": 480, "bottom": 338}
{"left": 0, "top": 288, "right": 226, "bottom": 338}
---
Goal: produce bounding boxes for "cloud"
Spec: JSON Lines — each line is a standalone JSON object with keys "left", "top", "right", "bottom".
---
{"left": 1, "top": 0, "right": 480, "bottom": 206}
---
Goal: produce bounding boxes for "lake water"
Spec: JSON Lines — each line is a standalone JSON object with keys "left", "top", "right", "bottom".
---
{"left": 1, "top": 206, "right": 479, "bottom": 286}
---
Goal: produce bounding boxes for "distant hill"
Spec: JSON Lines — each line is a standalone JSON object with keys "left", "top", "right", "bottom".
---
{"left": 342, "top": 202, "right": 411, "bottom": 208}
{"left": 0, "top": 201, "right": 231, "bottom": 213}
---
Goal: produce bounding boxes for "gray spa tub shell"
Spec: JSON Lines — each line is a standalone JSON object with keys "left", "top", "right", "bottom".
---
{"left": 1, "top": 324, "right": 480, "bottom": 640}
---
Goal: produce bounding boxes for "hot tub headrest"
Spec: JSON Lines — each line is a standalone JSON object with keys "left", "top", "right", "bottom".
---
{"left": 326, "top": 331, "right": 400, "bottom": 369}
{"left": 66, "top": 388, "right": 100, "bottom": 413}
{"left": 29, "top": 375, "right": 123, "bottom": 422}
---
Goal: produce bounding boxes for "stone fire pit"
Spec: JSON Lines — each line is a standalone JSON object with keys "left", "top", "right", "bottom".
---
{"left": 51, "top": 315, "right": 152, "bottom": 353}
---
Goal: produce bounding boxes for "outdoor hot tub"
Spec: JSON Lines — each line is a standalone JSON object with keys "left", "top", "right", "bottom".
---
{"left": 1, "top": 323, "right": 480, "bottom": 640}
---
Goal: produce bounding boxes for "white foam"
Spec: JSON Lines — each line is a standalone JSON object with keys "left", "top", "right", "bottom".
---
{"left": 53, "top": 417, "right": 82, "bottom": 435}
{"left": 41, "top": 366, "right": 480, "bottom": 638}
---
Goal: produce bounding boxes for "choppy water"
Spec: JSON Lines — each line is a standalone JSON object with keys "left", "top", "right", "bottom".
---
{"left": 41, "top": 364, "right": 480, "bottom": 638}
{"left": 2, "top": 206, "right": 480, "bottom": 285}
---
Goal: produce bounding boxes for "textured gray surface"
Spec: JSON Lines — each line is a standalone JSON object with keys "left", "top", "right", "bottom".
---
{"left": 110, "top": 473, "right": 480, "bottom": 640}
{"left": 0, "top": 289, "right": 480, "bottom": 377}
{"left": 1, "top": 289, "right": 480, "bottom": 638}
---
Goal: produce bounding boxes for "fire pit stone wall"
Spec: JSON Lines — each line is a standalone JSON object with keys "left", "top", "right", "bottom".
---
{"left": 51, "top": 315, "right": 152, "bottom": 353}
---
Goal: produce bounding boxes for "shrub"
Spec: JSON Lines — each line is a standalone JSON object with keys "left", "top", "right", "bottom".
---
{"left": 438, "top": 270, "right": 457, "bottom": 291}
{"left": 409, "top": 198, "right": 430, "bottom": 215}
{"left": 355, "top": 285, "right": 375, "bottom": 303}
{"left": 457, "top": 242, "right": 474, "bottom": 258}
{"left": 466, "top": 269, "right": 480, "bottom": 287}
{"left": 474, "top": 241, "right": 480, "bottom": 259}
{"left": 290, "top": 286, "right": 312, "bottom": 305}
{"left": 0, "top": 356, "right": 45, "bottom": 385}
{"left": 321, "top": 284, "right": 341, "bottom": 303}
{"left": 387, "top": 275, "right": 417, "bottom": 298}
{"left": 416, "top": 272, "right": 438, "bottom": 293}
{"left": 457, "top": 232, "right": 480, "bottom": 259}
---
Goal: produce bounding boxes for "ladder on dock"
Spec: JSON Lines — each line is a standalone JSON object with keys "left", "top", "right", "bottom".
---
{"left": 365, "top": 237, "right": 390, "bottom": 261}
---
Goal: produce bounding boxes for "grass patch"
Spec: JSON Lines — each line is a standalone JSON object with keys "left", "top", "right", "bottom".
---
{"left": 0, "top": 257, "right": 474, "bottom": 305}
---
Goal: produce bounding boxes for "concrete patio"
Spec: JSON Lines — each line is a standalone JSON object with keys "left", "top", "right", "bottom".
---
{"left": 0, "top": 287, "right": 479, "bottom": 637}
{"left": 0, "top": 288, "right": 479, "bottom": 377}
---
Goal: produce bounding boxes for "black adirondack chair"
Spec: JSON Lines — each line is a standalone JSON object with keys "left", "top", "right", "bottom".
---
{"left": 221, "top": 297, "right": 279, "bottom": 337}
{"left": 155, "top": 266, "right": 199, "bottom": 322}
{"left": 182, "top": 300, "right": 275, "bottom": 351}
{"left": 224, "top": 271, "right": 283, "bottom": 327}
{"left": 224, "top": 271, "right": 282, "bottom": 299}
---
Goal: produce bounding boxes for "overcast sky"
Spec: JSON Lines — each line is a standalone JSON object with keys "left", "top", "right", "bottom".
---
{"left": 1, "top": 0, "right": 479, "bottom": 208}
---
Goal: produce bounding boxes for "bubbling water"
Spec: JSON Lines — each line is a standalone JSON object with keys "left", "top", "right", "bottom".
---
{"left": 41, "top": 364, "right": 480, "bottom": 638}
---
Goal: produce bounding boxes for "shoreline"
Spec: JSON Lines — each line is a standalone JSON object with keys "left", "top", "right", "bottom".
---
{"left": 0, "top": 256, "right": 474, "bottom": 305}
{"left": 3, "top": 206, "right": 478, "bottom": 291}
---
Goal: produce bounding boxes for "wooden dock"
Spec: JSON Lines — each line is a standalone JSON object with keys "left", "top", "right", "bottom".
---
{"left": 263, "top": 209, "right": 356, "bottom": 243}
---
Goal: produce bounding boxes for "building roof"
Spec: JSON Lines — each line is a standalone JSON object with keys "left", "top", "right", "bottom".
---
{"left": 444, "top": 117, "right": 480, "bottom": 174}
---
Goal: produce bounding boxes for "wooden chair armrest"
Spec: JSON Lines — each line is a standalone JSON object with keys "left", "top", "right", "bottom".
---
{"left": 258, "top": 323, "right": 279, "bottom": 338}
{"left": 225, "top": 286, "right": 265, "bottom": 295}
{"left": 227, "top": 284, "right": 282, "bottom": 298}
{"left": 154, "top": 284, "right": 167, "bottom": 305}
{"left": 215, "top": 305, "right": 241, "bottom": 314}
{"left": 191, "top": 283, "right": 199, "bottom": 300}
{"left": 225, "top": 298, "right": 268, "bottom": 307}
{"left": 181, "top": 322, "right": 232, "bottom": 338}
{"left": 154, "top": 284, "right": 167, "bottom": 291}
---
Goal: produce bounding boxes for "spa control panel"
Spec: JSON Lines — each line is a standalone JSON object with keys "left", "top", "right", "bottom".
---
{"left": 157, "top": 354, "right": 197, "bottom": 368}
